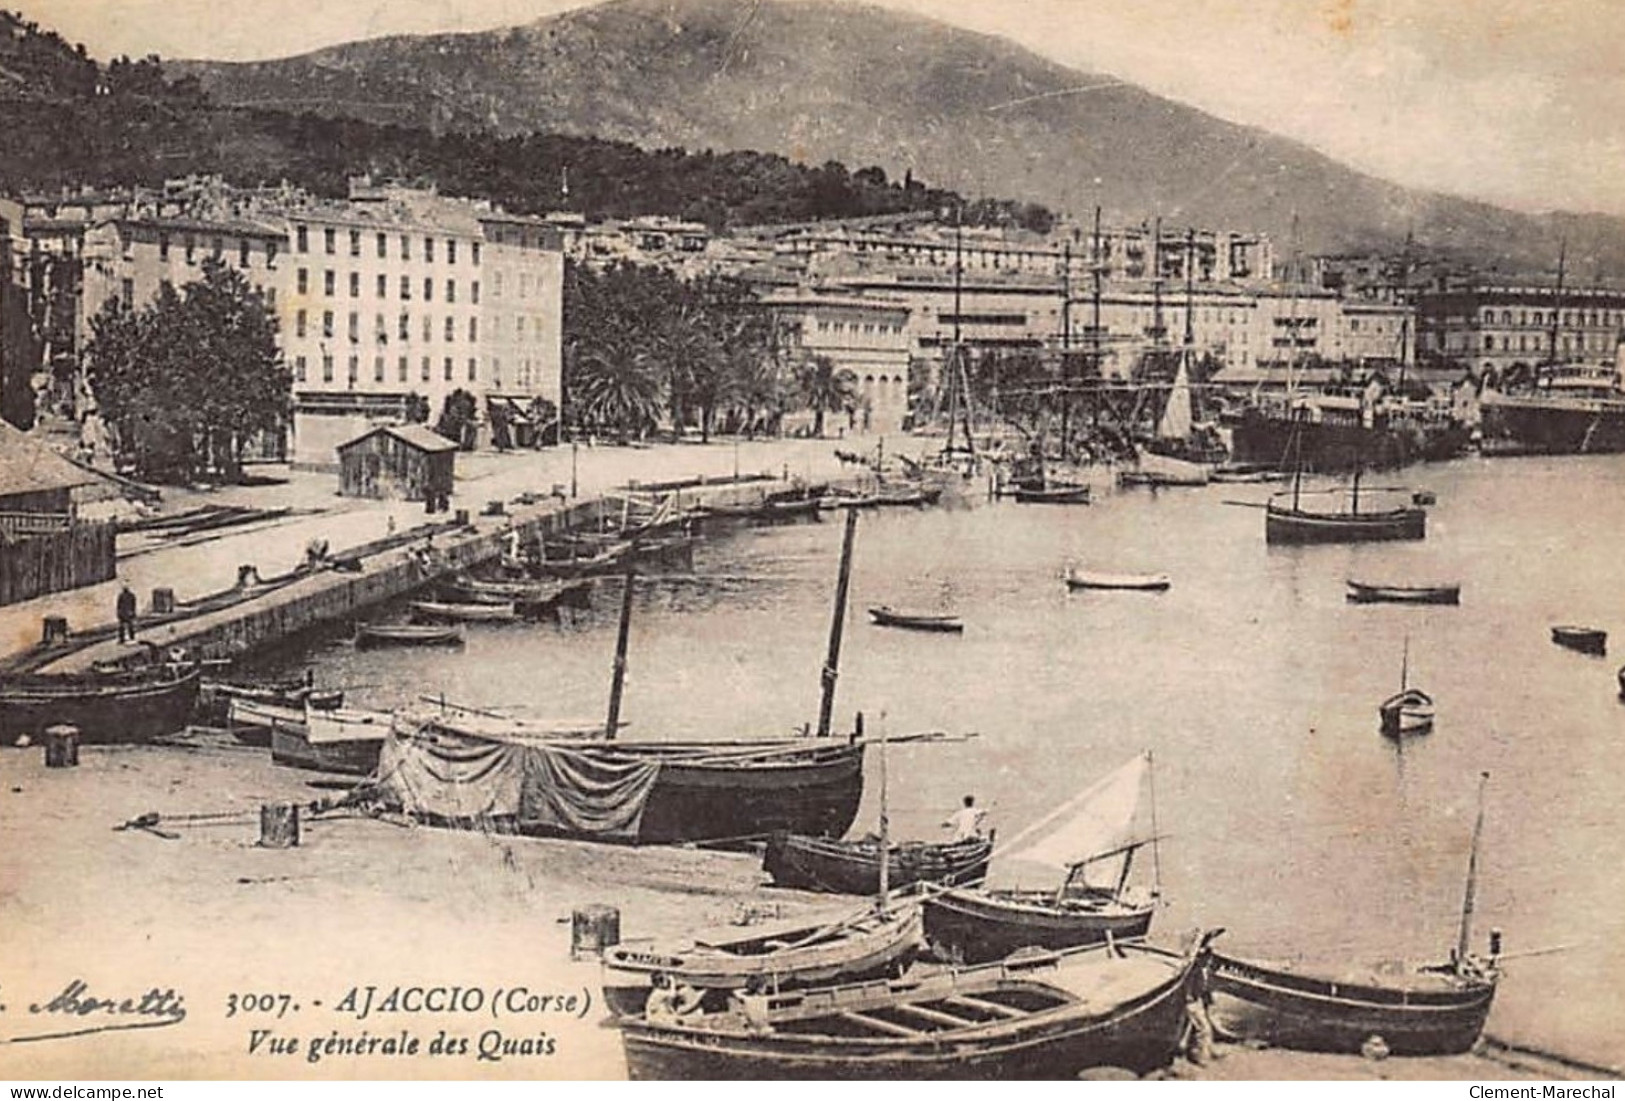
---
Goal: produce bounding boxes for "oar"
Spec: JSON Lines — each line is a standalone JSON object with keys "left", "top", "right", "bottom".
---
{"left": 1493, "top": 942, "right": 1583, "bottom": 963}
{"left": 1221, "top": 499, "right": 1271, "bottom": 509}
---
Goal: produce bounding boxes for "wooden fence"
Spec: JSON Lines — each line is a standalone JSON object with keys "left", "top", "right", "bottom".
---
{"left": 0, "top": 521, "right": 117, "bottom": 606}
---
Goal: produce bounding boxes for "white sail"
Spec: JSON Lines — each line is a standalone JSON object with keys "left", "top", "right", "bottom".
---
{"left": 1157, "top": 356, "right": 1194, "bottom": 440}
{"left": 1000, "top": 753, "right": 1151, "bottom": 886}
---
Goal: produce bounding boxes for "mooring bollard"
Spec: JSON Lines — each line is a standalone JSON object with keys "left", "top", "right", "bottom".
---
{"left": 570, "top": 904, "right": 621, "bottom": 960}
{"left": 150, "top": 587, "right": 176, "bottom": 615}
{"left": 41, "top": 616, "right": 68, "bottom": 645}
{"left": 258, "top": 802, "right": 300, "bottom": 848}
{"left": 454, "top": 508, "right": 471, "bottom": 526}
{"left": 44, "top": 725, "right": 80, "bottom": 768}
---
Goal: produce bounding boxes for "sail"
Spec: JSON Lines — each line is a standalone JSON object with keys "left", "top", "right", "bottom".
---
{"left": 1000, "top": 753, "right": 1151, "bottom": 886}
{"left": 1157, "top": 356, "right": 1194, "bottom": 440}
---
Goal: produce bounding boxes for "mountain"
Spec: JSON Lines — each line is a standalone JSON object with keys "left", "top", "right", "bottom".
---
{"left": 169, "top": 0, "right": 1624, "bottom": 277}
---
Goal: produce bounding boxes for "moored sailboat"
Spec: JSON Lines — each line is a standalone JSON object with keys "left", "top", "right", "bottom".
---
{"left": 923, "top": 752, "right": 1161, "bottom": 965}
{"left": 1208, "top": 773, "right": 1501, "bottom": 1055}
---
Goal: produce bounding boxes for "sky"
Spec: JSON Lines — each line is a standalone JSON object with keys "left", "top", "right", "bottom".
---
{"left": 21, "top": 0, "right": 1625, "bottom": 218}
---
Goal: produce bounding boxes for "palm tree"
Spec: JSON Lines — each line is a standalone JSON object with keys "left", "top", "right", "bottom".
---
{"left": 570, "top": 348, "right": 664, "bottom": 441}
{"left": 795, "top": 354, "right": 858, "bottom": 438}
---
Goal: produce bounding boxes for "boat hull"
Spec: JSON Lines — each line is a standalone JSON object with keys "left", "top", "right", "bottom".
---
{"left": 763, "top": 833, "right": 992, "bottom": 895}
{"left": 633, "top": 746, "right": 864, "bottom": 845}
{"left": 923, "top": 888, "right": 1154, "bottom": 965}
{"left": 1011, "top": 486, "right": 1092, "bottom": 504}
{"left": 1480, "top": 395, "right": 1625, "bottom": 456}
{"left": 1065, "top": 573, "right": 1171, "bottom": 592}
{"left": 1552, "top": 626, "right": 1607, "bottom": 657}
{"left": 355, "top": 624, "right": 464, "bottom": 648}
{"left": 619, "top": 943, "right": 1196, "bottom": 1080}
{"left": 1231, "top": 410, "right": 1468, "bottom": 472}
{"left": 1208, "top": 953, "right": 1496, "bottom": 1056}
{"left": 867, "top": 608, "right": 964, "bottom": 633}
{"left": 601, "top": 905, "right": 923, "bottom": 1018}
{"left": 1266, "top": 505, "right": 1426, "bottom": 545}
{"left": 1347, "top": 582, "right": 1460, "bottom": 605}
{"left": 1379, "top": 689, "right": 1434, "bottom": 737}
{"left": 0, "top": 669, "right": 201, "bottom": 745}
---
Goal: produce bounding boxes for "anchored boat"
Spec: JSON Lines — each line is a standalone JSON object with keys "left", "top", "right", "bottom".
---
{"left": 0, "top": 667, "right": 201, "bottom": 745}
{"left": 616, "top": 938, "right": 1203, "bottom": 1080}
{"left": 924, "top": 752, "right": 1161, "bottom": 965}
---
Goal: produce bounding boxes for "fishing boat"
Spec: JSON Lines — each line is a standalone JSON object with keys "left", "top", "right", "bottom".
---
{"left": 1065, "top": 569, "right": 1171, "bottom": 593}
{"left": 1011, "top": 483, "right": 1091, "bottom": 505}
{"left": 0, "top": 667, "right": 201, "bottom": 745}
{"left": 1265, "top": 468, "right": 1426, "bottom": 546}
{"left": 197, "top": 673, "right": 341, "bottom": 724}
{"left": 1551, "top": 625, "right": 1607, "bottom": 657}
{"left": 1118, "top": 446, "right": 1211, "bottom": 488}
{"left": 408, "top": 600, "right": 516, "bottom": 624}
{"left": 1208, "top": 775, "right": 1500, "bottom": 1056}
{"left": 867, "top": 607, "right": 964, "bottom": 634}
{"left": 440, "top": 576, "right": 594, "bottom": 615}
{"left": 873, "top": 482, "right": 943, "bottom": 508}
{"left": 228, "top": 699, "right": 391, "bottom": 775}
{"left": 924, "top": 753, "right": 1161, "bottom": 965}
{"left": 366, "top": 509, "right": 872, "bottom": 846}
{"left": 354, "top": 623, "right": 464, "bottom": 649}
{"left": 763, "top": 833, "right": 993, "bottom": 896}
{"left": 1346, "top": 581, "right": 1461, "bottom": 606}
{"left": 1378, "top": 638, "right": 1434, "bottom": 737}
{"left": 601, "top": 902, "right": 923, "bottom": 1019}
{"left": 616, "top": 938, "right": 1203, "bottom": 1080}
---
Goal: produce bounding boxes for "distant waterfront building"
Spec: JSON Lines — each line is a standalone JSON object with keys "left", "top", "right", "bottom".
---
{"left": 1415, "top": 283, "right": 1625, "bottom": 377}
{"left": 762, "top": 290, "right": 911, "bottom": 434}
{"left": 279, "top": 181, "right": 564, "bottom": 467}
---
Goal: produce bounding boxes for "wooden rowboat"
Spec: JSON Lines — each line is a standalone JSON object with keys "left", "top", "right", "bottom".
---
{"left": 1065, "top": 569, "right": 1171, "bottom": 592}
{"left": 1552, "top": 625, "right": 1607, "bottom": 657}
{"left": 616, "top": 938, "right": 1201, "bottom": 1080}
{"left": 867, "top": 606, "right": 964, "bottom": 633}
{"left": 355, "top": 623, "right": 465, "bottom": 648}
{"left": 1379, "top": 688, "right": 1435, "bottom": 737}
{"left": 409, "top": 600, "right": 516, "bottom": 624}
{"left": 601, "top": 902, "right": 923, "bottom": 1019}
{"left": 1346, "top": 580, "right": 1461, "bottom": 605}
{"left": 0, "top": 667, "right": 201, "bottom": 745}
{"left": 762, "top": 833, "right": 993, "bottom": 896}
{"left": 228, "top": 699, "right": 390, "bottom": 775}
{"left": 1208, "top": 952, "right": 1497, "bottom": 1056}
{"left": 1012, "top": 483, "right": 1091, "bottom": 505}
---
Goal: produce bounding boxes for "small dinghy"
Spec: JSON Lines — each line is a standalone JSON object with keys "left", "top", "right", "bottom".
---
{"left": 355, "top": 623, "right": 465, "bottom": 648}
{"left": 1552, "top": 625, "right": 1607, "bottom": 657}
{"left": 867, "top": 606, "right": 964, "bottom": 633}
{"left": 1065, "top": 569, "right": 1171, "bottom": 592}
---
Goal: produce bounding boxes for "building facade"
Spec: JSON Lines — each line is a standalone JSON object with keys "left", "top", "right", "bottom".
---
{"left": 764, "top": 291, "right": 911, "bottom": 434}
{"left": 1415, "top": 283, "right": 1625, "bottom": 377}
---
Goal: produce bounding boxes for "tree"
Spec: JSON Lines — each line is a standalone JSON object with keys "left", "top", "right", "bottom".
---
{"left": 795, "top": 355, "right": 858, "bottom": 438}
{"left": 435, "top": 388, "right": 478, "bottom": 449}
{"left": 84, "top": 259, "right": 289, "bottom": 483}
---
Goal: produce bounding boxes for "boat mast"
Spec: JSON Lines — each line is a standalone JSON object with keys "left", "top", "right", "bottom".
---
{"left": 604, "top": 553, "right": 637, "bottom": 741}
{"left": 1060, "top": 238, "right": 1072, "bottom": 458}
{"left": 876, "top": 710, "right": 890, "bottom": 910}
{"left": 1092, "top": 205, "right": 1105, "bottom": 438}
{"left": 1455, "top": 771, "right": 1491, "bottom": 967}
{"left": 1400, "top": 635, "right": 1410, "bottom": 691}
{"left": 945, "top": 205, "right": 965, "bottom": 457}
{"left": 1146, "top": 748, "right": 1163, "bottom": 896}
{"left": 1548, "top": 239, "right": 1568, "bottom": 369}
{"left": 816, "top": 508, "right": 859, "bottom": 737}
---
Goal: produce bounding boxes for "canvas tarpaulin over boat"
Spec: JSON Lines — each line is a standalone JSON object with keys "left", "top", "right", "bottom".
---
{"left": 377, "top": 729, "right": 662, "bottom": 840}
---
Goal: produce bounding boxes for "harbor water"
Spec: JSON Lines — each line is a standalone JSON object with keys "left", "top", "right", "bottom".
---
{"left": 261, "top": 454, "right": 1625, "bottom": 1069}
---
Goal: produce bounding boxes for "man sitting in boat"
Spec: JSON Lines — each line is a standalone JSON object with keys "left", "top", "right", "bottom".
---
{"left": 644, "top": 974, "right": 704, "bottom": 1023}
{"left": 944, "top": 795, "right": 988, "bottom": 842}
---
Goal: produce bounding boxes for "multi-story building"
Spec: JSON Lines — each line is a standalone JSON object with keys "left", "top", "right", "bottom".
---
{"left": 12, "top": 177, "right": 566, "bottom": 467}
{"left": 762, "top": 290, "right": 911, "bottom": 434}
{"left": 1416, "top": 283, "right": 1625, "bottom": 377}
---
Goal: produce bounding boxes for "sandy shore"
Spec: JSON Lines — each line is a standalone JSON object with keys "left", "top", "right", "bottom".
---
{"left": 0, "top": 742, "right": 1562, "bottom": 1081}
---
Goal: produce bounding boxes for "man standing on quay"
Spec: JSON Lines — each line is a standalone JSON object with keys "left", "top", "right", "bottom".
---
{"left": 116, "top": 581, "right": 138, "bottom": 644}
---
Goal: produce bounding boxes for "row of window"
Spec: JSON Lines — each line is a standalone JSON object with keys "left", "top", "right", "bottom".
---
{"left": 295, "top": 269, "right": 484, "bottom": 304}
{"left": 1480, "top": 308, "right": 1623, "bottom": 328}
{"left": 294, "top": 310, "right": 485, "bottom": 344}
{"left": 156, "top": 234, "right": 276, "bottom": 268}
{"left": 291, "top": 354, "right": 546, "bottom": 389}
{"left": 294, "top": 225, "right": 481, "bottom": 266}
{"left": 1483, "top": 332, "right": 1615, "bottom": 352}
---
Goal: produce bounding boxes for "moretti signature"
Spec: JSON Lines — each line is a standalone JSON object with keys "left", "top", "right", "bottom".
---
{"left": 3, "top": 981, "right": 186, "bottom": 1043}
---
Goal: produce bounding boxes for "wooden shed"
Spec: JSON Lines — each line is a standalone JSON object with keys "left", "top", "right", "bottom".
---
{"left": 336, "top": 424, "right": 457, "bottom": 504}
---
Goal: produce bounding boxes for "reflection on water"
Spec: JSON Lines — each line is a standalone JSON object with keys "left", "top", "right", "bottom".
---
{"left": 258, "top": 455, "right": 1625, "bottom": 1065}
